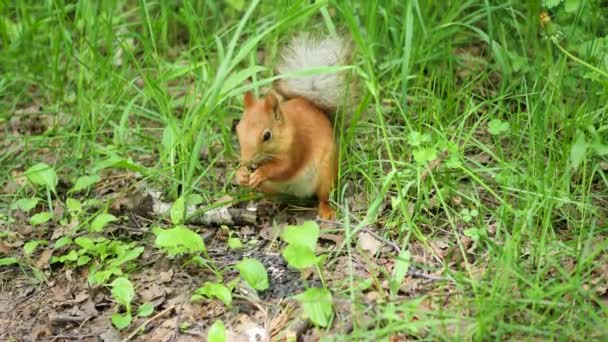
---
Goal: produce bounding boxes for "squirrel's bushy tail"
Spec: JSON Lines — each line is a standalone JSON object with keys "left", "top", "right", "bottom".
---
{"left": 274, "top": 34, "right": 356, "bottom": 115}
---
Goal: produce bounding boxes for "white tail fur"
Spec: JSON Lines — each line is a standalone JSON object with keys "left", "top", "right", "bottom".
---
{"left": 274, "top": 34, "right": 354, "bottom": 114}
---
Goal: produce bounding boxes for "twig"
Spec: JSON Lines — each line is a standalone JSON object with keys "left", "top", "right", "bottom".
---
{"left": 48, "top": 314, "right": 90, "bottom": 325}
{"left": 360, "top": 227, "right": 401, "bottom": 254}
{"left": 407, "top": 268, "right": 447, "bottom": 282}
{"left": 50, "top": 334, "right": 96, "bottom": 341}
{"left": 122, "top": 304, "right": 176, "bottom": 342}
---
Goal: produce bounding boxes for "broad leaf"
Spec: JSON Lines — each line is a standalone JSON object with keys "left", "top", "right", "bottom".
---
{"left": 281, "top": 221, "right": 319, "bottom": 251}
{"left": 412, "top": 147, "right": 438, "bottom": 164}
{"left": 171, "top": 196, "right": 186, "bottom": 225}
{"left": 0, "top": 257, "right": 18, "bottom": 266}
{"left": 282, "top": 244, "right": 319, "bottom": 270}
{"left": 294, "top": 287, "right": 333, "bottom": 327}
{"left": 74, "top": 237, "right": 95, "bottom": 251}
{"left": 488, "top": 119, "right": 510, "bottom": 136}
{"left": 29, "top": 212, "right": 53, "bottom": 225}
{"left": 207, "top": 320, "right": 226, "bottom": 342}
{"left": 137, "top": 302, "right": 154, "bottom": 317}
{"left": 153, "top": 225, "right": 206, "bottom": 256}
{"left": 227, "top": 237, "right": 243, "bottom": 249}
{"left": 13, "top": 197, "right": 39, "bottom": 212}
{"left": 570, "top": 130, "right": 588, "bottom": 170}
{"left": 235, "top": 258, "right": 268, "bottom": 291}
{"left": 54, "top": 237, "right": 73, "bottom": 249}
{"left": 66, "top": 198, "right": 82, "bottom": 213}
{"left": 110, "top": 277, "right": 134, "bottom": 308}
{"left": 193, "top": 282, "right": 232, "bottom": 307}
{"left": 25, "top": 163, "right": 57, "bottom": 193}
{"left": 389, "top": 250, "right": 411, "bottom": 295}
{"left": 111, "top": 312, "right": 132, "bottom": 330}
{"left": 24, "top": 240, "right": 47, "bottom": 257}
{"left": 70, "top": 174, "right": 101, "bottom": 193}
{"left": 90, "top": 213, "right": 117, "bottom": 232}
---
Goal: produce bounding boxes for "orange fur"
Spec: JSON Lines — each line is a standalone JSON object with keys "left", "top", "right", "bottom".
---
{"left": 236, "top": 92, "right": 337, "bottom": 219}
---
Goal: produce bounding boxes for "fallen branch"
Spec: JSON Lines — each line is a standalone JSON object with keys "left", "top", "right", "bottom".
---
{"left": 148, "top": 190, "right": 257, "bottom": 226}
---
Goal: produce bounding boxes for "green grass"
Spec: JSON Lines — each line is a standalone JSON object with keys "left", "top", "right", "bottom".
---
{"left": 1, "top": 0, "right": 608, "bottom": 340}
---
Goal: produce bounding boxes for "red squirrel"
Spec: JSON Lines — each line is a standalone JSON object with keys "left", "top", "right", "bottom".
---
{"left": 235, "top": 35, "right": 355, "bottom": 220}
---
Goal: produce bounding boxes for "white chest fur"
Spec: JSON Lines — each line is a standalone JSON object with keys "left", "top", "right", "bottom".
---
{"left": 264, "top": 165, "right": 318, "bottom": 198}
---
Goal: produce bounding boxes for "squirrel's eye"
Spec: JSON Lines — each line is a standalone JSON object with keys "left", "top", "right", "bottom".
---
{"left": 263, "top": 130, "right": 272, "bottom": 142}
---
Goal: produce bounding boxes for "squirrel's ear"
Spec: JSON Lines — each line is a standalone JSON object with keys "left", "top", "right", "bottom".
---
{"left": 264, "top": 93, "right": 282, "bottom": 121}
{"left": 243, "top": 91, "right": 255, "bottom": 109}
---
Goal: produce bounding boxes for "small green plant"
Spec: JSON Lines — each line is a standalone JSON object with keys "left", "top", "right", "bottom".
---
{"left": 488, "top": 119, "right": 510, "bottom": 136}
{"left": 459, "top": 208, "right": 479, "bottom": 223}
{"left": 11, "top": 197, "right": 39, "bottom": 212}
{"left": 109, "top": 277, "right": 154, "bottom": 330}
{"left": 110, "top": 277, "right": 135, "bottom": 329}
{"left": 90, "top": 213, "right": 118, "bottom": 232}
{"left": 153, "top": 225, "right": 207, "bottom": 257}
{"left": 24, "top": 162, "right": 58, "bottom": 215}
{"left": 281, "top": 221, "right": 322, "bottom": 270}
{"left": 235, "top": 258, "right": 268, "bottom": 291}
{"left": 191, "top": 282, "right": 233, "bottom": 307}
{"left": 69, "top": 174, "right": 101, "bottom": 193}
{"left": 51, "top": 236, "right": 144, "bottom": 285}
{"left": 227, "top": 231, "right": 243, "bottom": 250}
{"left": 389, "top": 250, "right": 411, "bottom": 297}
{"left": 294, "top": 287, "right": 333, "bottom": 328}
{"left": 29, "top": 212, "right": 53, "bottom": 225}
{"left": 206, "top": 320, "right": 226, "bottom": 342}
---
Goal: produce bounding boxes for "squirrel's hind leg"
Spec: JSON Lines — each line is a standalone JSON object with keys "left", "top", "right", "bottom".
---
{"left": 318, "top": 199, "right": 335, "bottom": 220}
{"left": 316, "top": 155, "right": 337, "bottom": 220}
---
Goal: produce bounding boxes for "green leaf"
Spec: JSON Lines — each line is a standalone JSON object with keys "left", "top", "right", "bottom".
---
{"left": 570, "top": 130, "right": 588, "bottom": 170}
{"left": 543, "top": 0, "right": 562, "bottom": 8}
{"left": 90, "top": 213, "right": 117, "bottom": 232}
{"left": 58, "top": 250, "right": 78, "bottom": 263}
{"left": 24, "top": 240, "right": 47, "bottom": 257}
{"left": 54, "top": 237, "right": 73, "bottom": 249}
{"left": 564, "top": 0, "right": 579, "bottom": 12}
{"left": 0, "top": 257, "right": 19, "bottom": 266}
{"left": 154, "top": 225, "right": 206, "bottom": 256}
{"left": 13, "top": 197, "right": 39, "bottom": 212}
{"left": 235, "top": 258, "right": 269, "bottom": 291}
{"left": 406, "top": 131, "right": 430, "bottom": 147}
{"left": 282, "top": 244, "right": 320, "bottom": 270}
{"left": 389, "top": 250, "right": 411, "bottom": 295}
{"left": 187, "top": 194, "right": 203, "bottom": 206}
{"left": 412, "top": 147, "right": 438, "bottom": 165}
{"left": 29, "top": 212, "right": 53, "bottom": 225}
{"left": 281, "top": 221, "right": 319, "bottom": 251}
{"left": 66, "top": 198, "right": 82, "bottom": 213}
{"left": 194, "top": 282, "right": 233, "bottom": 307}
{"left": 294, "top": 287, "right": 333, "bottom": 327}
{"left": 170, "top": 196, "right": 186, "bottom": 225}
{"left": 70, "top": 174, "right": 101, "bottom": 193}
{"left": 110, "top": 277, "right": 135, "bottom": 308}
{"left": 111, "top": 312, "right": 132, "bottom": 330}
{"left": 464, "top": 228, "right": 481, "bottom": 241}
{"left": 25, "top": 163, "right": 58, "bottom": 193}
{"left": 137, "top": 302, "right": 155, "bottom": 317}
{"left": 488, "top": 119, "right": 510, "bottom": 136}
{"left": 77, "top": 255, "right": 91, "bottom": 266}
{"left": 227, "top": 237, "right": 243, "bottom": 250}
{"left": 74, "top": 236, "right": 95, "bottom": 251}
{"left": 207, "top": 320, "right": 226, "bottom": 342}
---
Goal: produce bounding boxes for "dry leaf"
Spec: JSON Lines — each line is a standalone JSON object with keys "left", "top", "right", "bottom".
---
{"left": 358, "top": 231, "right": 383, "bottom": 256}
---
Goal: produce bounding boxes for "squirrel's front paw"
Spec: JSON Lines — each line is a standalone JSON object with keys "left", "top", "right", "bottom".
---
{"left": 248, "top": 169, "right": 267, "bottom": 188}
{"left": 235, "top": 167, "right": 250, "bottom": 186}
